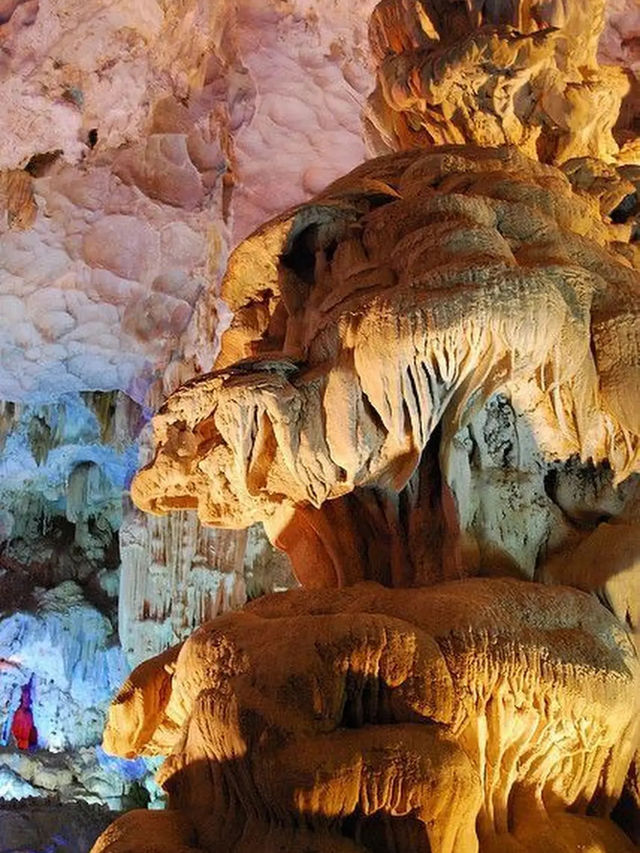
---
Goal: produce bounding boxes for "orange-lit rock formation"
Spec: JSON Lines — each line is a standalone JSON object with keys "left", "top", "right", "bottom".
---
{"left": 366, "top": 0, "right": 630, "bottom": 162}
{"left": 96, "top": 580, "right": 639, "bottom": 853}
{"left": 132, "top": 144, "right": 640, "bottom": 589}
{"left": 93, "top": 0, "right": 640, "bottom": 849}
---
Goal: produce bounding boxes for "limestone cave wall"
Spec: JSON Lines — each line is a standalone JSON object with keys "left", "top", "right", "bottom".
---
{"left": 1, "top": 0, "right": 640, "bottom": 850}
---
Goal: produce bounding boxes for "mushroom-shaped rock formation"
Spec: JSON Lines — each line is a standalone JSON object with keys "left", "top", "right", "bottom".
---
{"left": 95, "top": 0, "right": 640, "bottom": 849}
{"left": 95, "top": 580, "right": 640, "bottom": 853}
{"left": 132, "top": 144, "right": 640, "bottom": 588}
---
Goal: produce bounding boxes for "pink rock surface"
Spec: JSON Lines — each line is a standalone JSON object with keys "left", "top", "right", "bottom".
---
{"left": 2, "top": 0, "right": 639, "bottom": 404}
{"left": 0, "top": 0, "right": 378, "bottom": 403}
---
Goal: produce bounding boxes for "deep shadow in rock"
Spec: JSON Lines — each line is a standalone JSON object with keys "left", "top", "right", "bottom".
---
{"left": 0, "top": 798, "right": 119, "bottom": 853}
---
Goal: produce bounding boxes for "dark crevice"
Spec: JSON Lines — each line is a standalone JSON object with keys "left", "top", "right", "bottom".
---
{"left": 342, "top": 808, "right": 431, "bottom": 853}
{"left": 281, "top": 225, "right": 318, "bottom": 284}
{"left": 340, "top": 673, "right": 384, "bottom": 728}
{"left": 24, "top": 150, "right": 62, "bottom": 177}
{"left": 365, "top": 192, "right": 398, "bottom": 211}
{"left": 611, "top": 769, "right": 640, "bottom": 845}
{"left": 610, "top": 191, "right": 638, "bottom": 224}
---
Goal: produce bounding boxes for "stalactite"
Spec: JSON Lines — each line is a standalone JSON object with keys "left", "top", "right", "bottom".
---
{"left": 82, "top": 392, "right": 119, "bottom": 445}
{"left": 118, "top": 507, "right": 248, "bottom": 665}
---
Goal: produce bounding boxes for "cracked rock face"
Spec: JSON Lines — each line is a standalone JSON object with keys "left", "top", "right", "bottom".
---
{"left": 131, "top": 144, "right": 640, "bottom": 589}
{"left": 95, "top": 579, "right": 640, "bottom": 853}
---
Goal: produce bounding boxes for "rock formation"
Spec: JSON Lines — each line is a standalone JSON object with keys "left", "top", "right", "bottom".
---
{"left": 0, "top": 389, "right": 288, "bottom": 822}
{"left": 74, "top": 0, "right": 640, "bottom": 849}
{"left": 365, "top": 0, "right": 630, "bottom": 163}
{"left": 132, "top": 143, "right": 640, "bottom": 596}
{"left": 0, "top": 581, "right": 127, "bottom": 752}
{"left": 0, "top": 799, "right": 118, "bottom": 853}
{"left": 97, "top": 580, "right": 639, "bottom": 853}
{"left": 118, "top": 509, "right": 247, "bottom": 666}
{"left": 0, "top": 0, "right": 380, "bottom": 822}
{"left": 0, "top": 0, "right": 377, "bottom": 406}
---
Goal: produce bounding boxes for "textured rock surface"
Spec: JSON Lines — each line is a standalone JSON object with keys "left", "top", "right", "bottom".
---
{"left": 2, "top": 0, "right": 638, "bottom": 404}
{"left": 100, "top": 2, "right": 640, "bottom": 849}
{"left": 3, "top": 0, "right": 640, "bottom": 847}
{"left": 366, "top": 0, "right": 631, "bottom": 163}
{"left": 132, "top": 144, "right": 640, "bottom": 588}
{"left": 97, "top": 580, "right": 640, "bottom": 853}
{"left": 0, "top": 746, "right": 152, "bottom": 810}
{"left": 0, "top": 393, "right": 138, "bottom": 588}
{"left": 0, "top": 580, "right": 127, "bottom": 751}
{"left": 0, "top": 0, "right": 378, "bottom": 405}
{"left": 118, "top": 508, "right": 247, "bottom": 666}
{"left": 0, "top": 390, "right": 287, "bottom": 823}
{"left": 0, "top": 4, "right": 377, "bottom": 823}
{"left": 0, "top": 392, "right": 162, "bottom": 821}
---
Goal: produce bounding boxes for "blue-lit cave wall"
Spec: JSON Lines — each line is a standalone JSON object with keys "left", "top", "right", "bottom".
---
{"left": 0, "top": 392, "right": 165, "bottom": 828}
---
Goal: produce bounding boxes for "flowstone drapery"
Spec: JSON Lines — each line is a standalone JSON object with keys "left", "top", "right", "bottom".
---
{"left": 132, "top": 144, "right": 640, "bottom": 596}
{"left": 94, "top": 0, "right": 640, "bottom": 850}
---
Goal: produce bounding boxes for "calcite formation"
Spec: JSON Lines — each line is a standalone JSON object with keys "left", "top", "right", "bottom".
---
{"left": 132, "top": 144, "right": 640, "bottom": 592}
{"left": 0, "top": 0, "right": 376, "bottom": 405}
{"left": 0, "top": 746, "right": 152, "bottom": 810}
{"left": 98, "top": 580, "right": 639, "bottom": 853}
{"left": 0, "top": 3, "right": 378, "bottom": 805}
{"left": 366, "top": 0, "right": 630, "bottom": 163}
{"left": 118, "top": 509, "right": 247, "bottom": 666}
{"left": 95, "top": 0, "right": 640, "bottom": 850}
{"left": 0, "top": 581, "right": 127, "bottom": 752}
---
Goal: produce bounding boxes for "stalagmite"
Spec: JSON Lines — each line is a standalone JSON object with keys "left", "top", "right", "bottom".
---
{"left": 131, "top": 144, "right": 640, "bottom": 586}
{"left": 97, "top": 580, "right": 640, "bottom": 853}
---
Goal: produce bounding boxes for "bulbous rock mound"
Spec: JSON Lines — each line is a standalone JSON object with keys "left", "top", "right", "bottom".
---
{"left": 94, "top": 579, "right": 639, "bottom": 853}
{"left": 132, "top": 144, "right": 640, "bottom": 589}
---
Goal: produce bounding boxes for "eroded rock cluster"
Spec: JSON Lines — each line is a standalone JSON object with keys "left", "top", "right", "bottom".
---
{"left": 98, "top": 580, "right": 639, "bottom": 852}
{"left": 68, "top": 0, "right": 640, "bottom": 850}
{"left": 366, "top": 0, "right": 632, "bottom": 163}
